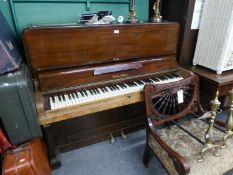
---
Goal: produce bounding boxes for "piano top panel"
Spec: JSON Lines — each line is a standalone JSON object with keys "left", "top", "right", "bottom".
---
{"left": 23, "top": 22, "right": 180, "bottom": 73}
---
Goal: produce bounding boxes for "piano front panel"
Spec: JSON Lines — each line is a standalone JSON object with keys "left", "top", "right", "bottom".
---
{"left": 52, "top": 101, "right": 145, "bottom": 152}
{"left": 23, "top": 23, "right": 180, "bottom": 72}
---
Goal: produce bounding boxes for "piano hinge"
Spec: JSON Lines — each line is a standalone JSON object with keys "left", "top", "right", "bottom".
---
{"left": 113, "top": 58, "right": 120, "bottom": 61}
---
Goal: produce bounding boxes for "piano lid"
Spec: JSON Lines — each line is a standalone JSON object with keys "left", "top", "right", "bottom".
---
{"left": 23, "top": 22, "right": 180, "bottom": 74}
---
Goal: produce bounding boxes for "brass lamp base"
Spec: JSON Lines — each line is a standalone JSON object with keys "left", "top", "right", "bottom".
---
{"left": 198, "top": 143, "right": 219, "bottom": 162}
{"left": 128, "top": 6, "right": 138, "bottom": 23}
{"left": 151, "top": 15, "right": 162, "bottom": 23}
{"left": 221, "top": 131, "right": 233, "bottom": 148}
{"left": 128, "top": 16, "right": 138, "bottom": 23}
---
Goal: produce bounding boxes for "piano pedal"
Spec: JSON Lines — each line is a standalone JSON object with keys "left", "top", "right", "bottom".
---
{"left": 110, "top": 133, "right": 115, "bottom": 143}
{"left": 121, "top": 131, "right": 127, "bottom": 139}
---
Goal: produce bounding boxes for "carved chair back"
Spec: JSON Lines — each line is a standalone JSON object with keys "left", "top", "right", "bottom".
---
{"left": 144, "top": 74, "right": 201, "bottom": 126}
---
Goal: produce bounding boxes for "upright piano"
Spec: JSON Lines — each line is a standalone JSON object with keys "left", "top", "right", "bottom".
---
{"left": 23, "top": 22, "right": 194, "bottom": 168}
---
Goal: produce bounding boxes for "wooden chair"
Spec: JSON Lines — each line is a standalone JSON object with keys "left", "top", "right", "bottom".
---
{"left": 143, "top": 74, "right": 233, "bottom": 175}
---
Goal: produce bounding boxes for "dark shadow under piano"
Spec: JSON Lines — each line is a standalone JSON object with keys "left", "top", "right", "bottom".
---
{"left": 52, "top": 129, "right": 166, "bottom": 175}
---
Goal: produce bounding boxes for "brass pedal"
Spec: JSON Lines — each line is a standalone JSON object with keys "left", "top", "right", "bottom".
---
{"left": 121, "top": 131, "right": 128, "bottom": 139}
{"left": 110, "top": 133, "right": 115, "bottom": 143}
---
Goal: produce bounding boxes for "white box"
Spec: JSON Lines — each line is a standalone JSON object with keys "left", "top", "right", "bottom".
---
{"left": 193, "top": 0, "right": 233, "bottom": 74}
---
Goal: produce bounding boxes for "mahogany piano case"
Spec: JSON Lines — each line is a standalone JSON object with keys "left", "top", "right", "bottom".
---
{"left": 22, "top": 23, "right": 195, "bottom": 167}
{"left": 2, "top": 138, "right": 51, "bottom": 175}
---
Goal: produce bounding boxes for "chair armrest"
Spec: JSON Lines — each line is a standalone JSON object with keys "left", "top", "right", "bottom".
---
{"left": 148, "top": 119, "right": 190, "bottom": 175}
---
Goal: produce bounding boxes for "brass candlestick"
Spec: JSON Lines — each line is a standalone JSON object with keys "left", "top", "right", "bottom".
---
{"left": 152, "top": 0, "right": 162, "bottom": 23}
{"left": 128, "top": 5, "right": 138, "bottom": 23}
{"left": 198, "top": 91, "right": 221, "bottom": 162}
{"left": 221, "top": 88, "right": 233, "bottom": 148}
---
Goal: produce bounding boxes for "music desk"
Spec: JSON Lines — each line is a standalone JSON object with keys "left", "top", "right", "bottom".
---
{"left": 185, "top": 65, "right": 233, "bottom": 107}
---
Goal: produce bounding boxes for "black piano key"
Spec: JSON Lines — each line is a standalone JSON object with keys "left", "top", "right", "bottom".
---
{"left": 112, "top": 85, "right": 117, "bottom": 90}
{"left": 121, "top": 84, "right": 125, "bottom": 88}
{"left": 104, "top": 87, "right": 109, "bottom": 92}
{"left": 168, "top": 75, "right": 173, "bottom": 79}
{"left": 174, "top": 74, "right": 180, "bottom": 78}
{"left": 108, "top": 86, "right": 113, "bottom": 91}
{"left": 58, "top": 95, "right": 62, "bottom": 102}
{"left": 62, "top": 94, "right": 66, "bottom": 101}
{"left": 101, "top": 88, "right": 105, "bottom": 93}
{"left": 130, "top": 82, "right": 135, "bottom": 86}
{"left": 114, "top": 85, "right": 119, "bottom": 90}
{"left": 80, "top": 91, "right": 85, "bottom": 97}
{"left": 127, "top": 82, "right": 133, "bottom": 87}
{"left": 84, "top": 91, "right": 88, "bottom": 96}
{"left": 119, "top": 84, "right": 125, "bottom": 88}
{"left": 93, "top": 89, "right": 97, "bottom": 94}
{"left": 136, "top": 81, "right": 143, "bottom": 85}
{"left": 90, "top": 90, "right": 94, "bottom": 95}
{"left": 148, "top": 79, "right": 153, "bottom": 83}
{"left": 111, "top": 85, "right": 115, "bottom": 91}
{"left": 52, "top": 96, "right": 55, "bottom": 103}
{"left": 143, "top": 79, "right": 150, "bottom": 83}
{"left": 96, "top": 89, "right": 100, "bottom": 94}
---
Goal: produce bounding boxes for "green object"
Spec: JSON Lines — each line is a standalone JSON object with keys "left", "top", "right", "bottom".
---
{"left": 0, "top": 0, "right": 149, "bottom": 38}
{"left": 0, "top": 63, "right": 42, "bottom": 144}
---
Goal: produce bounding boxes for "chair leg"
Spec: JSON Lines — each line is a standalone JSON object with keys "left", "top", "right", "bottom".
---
{"left": 143, "top": 143, "right": 153, "bottom": 167}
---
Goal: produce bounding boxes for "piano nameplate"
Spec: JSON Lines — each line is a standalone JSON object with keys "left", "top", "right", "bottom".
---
{"left": 112, "top": 73, "right": 128, "bottom": 79}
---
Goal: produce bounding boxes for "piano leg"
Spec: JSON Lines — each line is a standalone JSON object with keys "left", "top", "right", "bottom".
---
{"left": 43, "top": 124, "right": 62, "bottom": 169}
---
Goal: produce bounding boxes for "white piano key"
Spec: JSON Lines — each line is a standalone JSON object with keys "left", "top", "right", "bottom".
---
{"left": 54, "top": 96, "right": 59, "bottom": 109}
{"left": 49, "top": 97, "right": 55, "bottom": 110}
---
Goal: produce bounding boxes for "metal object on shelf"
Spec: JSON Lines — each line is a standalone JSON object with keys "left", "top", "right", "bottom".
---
{"left": 152, "top": 0, "right": 162, "bottom": 23}
{"left": 128, "top": 0, "right": 138, "bottom": 23}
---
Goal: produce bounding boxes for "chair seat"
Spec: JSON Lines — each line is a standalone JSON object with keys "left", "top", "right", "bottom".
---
{"left": 148, "top": 119, "right": 233, "bottom": 175}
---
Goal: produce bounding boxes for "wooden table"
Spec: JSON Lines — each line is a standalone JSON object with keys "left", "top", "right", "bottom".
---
{"left": 185, "top": 65, "right": 233, "bottom": 107}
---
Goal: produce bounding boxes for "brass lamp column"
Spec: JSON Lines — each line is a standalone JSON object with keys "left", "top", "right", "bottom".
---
{"left": 221, "top": 88, "right": 233, "bottom": 148}
{"left": 198, "top": 92, "right": 220, "bottom": 162}
{"left": 152, "top": 0, "right": 162, "bottom": 23}
{"left": 128, "top": 0, "right": 138, "bottom": 23}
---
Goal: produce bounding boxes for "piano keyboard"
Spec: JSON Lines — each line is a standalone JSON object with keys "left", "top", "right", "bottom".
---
{"left": 48, "top": 74, "right": 183, "bottom": 110}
